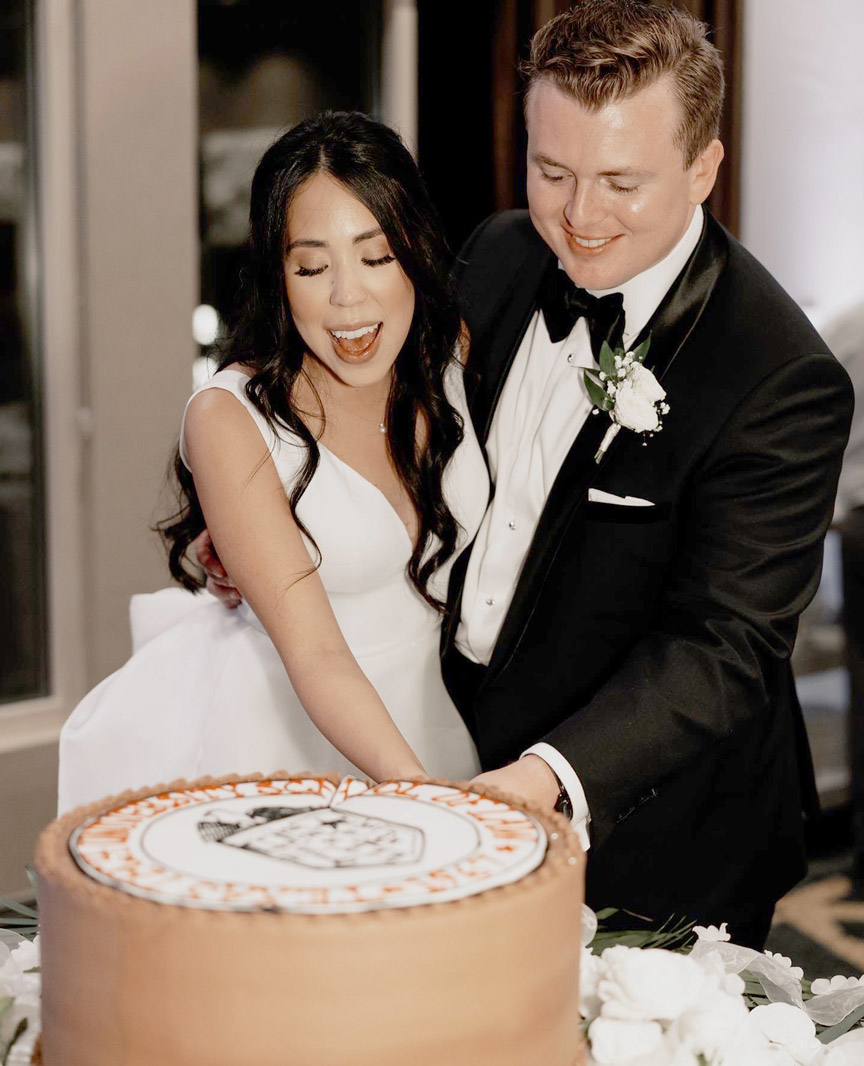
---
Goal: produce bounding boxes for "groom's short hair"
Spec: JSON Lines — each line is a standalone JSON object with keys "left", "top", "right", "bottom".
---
{"left": 522, "top": 0, "right": 724, "bottom": 168}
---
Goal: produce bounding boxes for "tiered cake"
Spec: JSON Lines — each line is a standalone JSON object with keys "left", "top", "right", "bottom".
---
{"left": 35, "top": 773, "right": 585, "bottom": 1065}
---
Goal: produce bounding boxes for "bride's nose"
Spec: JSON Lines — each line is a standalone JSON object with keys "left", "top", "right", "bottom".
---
{"left": 330, "top": 262, "right": 366, "bottom": 308}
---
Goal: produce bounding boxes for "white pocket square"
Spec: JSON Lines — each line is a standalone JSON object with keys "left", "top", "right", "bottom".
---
{"left": 588, "top": 488, "right": 655, "bottom": 507}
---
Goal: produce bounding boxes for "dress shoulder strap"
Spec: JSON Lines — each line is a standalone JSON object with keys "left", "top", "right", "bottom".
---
{"left": 179, "top": 367, "right": 285, "bottom": 470}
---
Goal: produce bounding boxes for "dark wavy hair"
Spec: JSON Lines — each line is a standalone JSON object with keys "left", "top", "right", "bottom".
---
{"left": 159, "top": 111, "right": 465, "bottom": 611}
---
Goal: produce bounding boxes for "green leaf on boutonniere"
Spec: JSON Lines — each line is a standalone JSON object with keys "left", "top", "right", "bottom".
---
{"left": 584, "top": 370, "right": 614, "bottom": 411}
{"left": 598, "top": 340, "right": 617, "bottom": 378}
{"left": 632, "top": 336, "right": 651, "bottom": 364}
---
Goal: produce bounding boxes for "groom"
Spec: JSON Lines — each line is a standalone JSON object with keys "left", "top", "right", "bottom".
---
{"left": 437, "top": 0, "right": 852, "bottom": 948}
{"left": 199, "top": 2, "right": 851, "bottom": 947}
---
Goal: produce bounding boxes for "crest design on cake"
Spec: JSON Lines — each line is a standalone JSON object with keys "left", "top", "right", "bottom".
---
{"left": 197, "top": 805, "right": 425, "bottom": 869}
{"left": 68, "top": 776, "right": 547, "bottom": 914}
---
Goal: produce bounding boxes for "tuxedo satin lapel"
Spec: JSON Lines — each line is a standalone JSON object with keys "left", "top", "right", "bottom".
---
{"left": 468, "top": 244, "right": 555, "bottom": 444}
{"left": 633, "top": 213, "right": 727, "bottom": 386}
{"left": 486, "top": 213, "right": 729, "bottom": 679}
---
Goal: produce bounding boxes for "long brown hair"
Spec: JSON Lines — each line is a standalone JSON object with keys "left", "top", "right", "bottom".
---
{"left": 159, "top": 111, "right": 464, "bottom": 611}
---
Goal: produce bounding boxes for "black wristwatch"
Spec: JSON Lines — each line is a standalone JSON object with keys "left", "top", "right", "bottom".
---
{"left": 552, "top": 771, "right": 573, "bottom": 820}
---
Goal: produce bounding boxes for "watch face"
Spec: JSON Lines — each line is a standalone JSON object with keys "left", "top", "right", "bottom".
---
{"left": 69, "top": 777, "right": 548, "bottom": 914}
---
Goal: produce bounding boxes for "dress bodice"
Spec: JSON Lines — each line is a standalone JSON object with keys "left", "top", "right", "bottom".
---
{"left": 180, "top": 366, "right": 489, "bottom": 656}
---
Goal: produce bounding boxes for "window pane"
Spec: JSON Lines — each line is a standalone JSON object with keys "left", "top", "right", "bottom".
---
{"left": 198, "top": 1, "right": 382, "bottom": 348}
{"left": 0, "top": 0, "right": 46, "bottom": 703}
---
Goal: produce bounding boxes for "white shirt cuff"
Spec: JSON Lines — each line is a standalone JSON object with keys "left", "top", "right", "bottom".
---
{"left": 520, "top": 742, "right": 591, "bottom": 852}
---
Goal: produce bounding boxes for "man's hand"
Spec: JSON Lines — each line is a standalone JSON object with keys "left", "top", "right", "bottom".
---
{"left": 471, "top": 754, "right": 560, "bottom": 814}
{"left": 190, "top": 529, "right": 242, "bottom": 609}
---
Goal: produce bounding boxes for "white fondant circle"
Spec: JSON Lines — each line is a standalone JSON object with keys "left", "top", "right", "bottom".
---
{"left": 69, "top": 778, "right": 548, "bottom": 913}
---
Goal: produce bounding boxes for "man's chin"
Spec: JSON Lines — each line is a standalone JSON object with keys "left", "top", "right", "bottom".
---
{"left": 560, "top": 257, "right": 630, "bottom": 292}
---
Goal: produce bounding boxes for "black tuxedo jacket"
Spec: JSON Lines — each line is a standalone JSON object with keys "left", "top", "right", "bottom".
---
{"left": 442, "top": 210, "right": 853, "bottom": 932}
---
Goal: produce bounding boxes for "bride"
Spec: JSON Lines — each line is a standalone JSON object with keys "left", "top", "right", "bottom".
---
{"left": 58, "top": 111, "right": 489, "bottom": 813}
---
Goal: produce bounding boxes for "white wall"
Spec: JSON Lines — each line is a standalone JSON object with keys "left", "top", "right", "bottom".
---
{"left": 0, "top": 0, "right": 197, "bottom": 895}
{"left": 740, "top": 0, "right": 864, "bottom": 327}
{"left": 77, "top": 1, "right": 198, "bottom": 684}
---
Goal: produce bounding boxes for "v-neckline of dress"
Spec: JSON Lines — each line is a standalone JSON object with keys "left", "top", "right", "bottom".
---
{"left": 224, "top": 367, "right": 416, "bottom": 547}
{"left": 317, "top": 440, "right": 416, "bottom": 549}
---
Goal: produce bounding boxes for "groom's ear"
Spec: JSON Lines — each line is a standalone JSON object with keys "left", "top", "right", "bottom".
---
{"left": 688, "top": 139, "right": 724, "bottom": 205}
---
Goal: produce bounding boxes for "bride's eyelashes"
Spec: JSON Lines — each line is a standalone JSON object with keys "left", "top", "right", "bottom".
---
{"left": 294, "top": 254, "right": 396, "bottom": 277}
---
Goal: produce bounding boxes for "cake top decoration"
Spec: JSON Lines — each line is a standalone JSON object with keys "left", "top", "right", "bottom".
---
{"left": 68, "top": 776, "right": 547, "bottom": 914}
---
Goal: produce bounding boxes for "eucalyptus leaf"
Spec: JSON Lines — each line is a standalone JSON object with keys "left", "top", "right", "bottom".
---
{"left": 0, "top": 899, "right": 37, "bottom": 920}
{"left": 24, "top": 868, "right": 37, "bottom": 903}
{"left": 598, "top": 341, "right": 618, "bottom": 377}
{"left": 2, "top": 1017, "right": 28, "bottom": 1066}
{"left": 593, "top": 907, "right": 619, "bottom": 921}
{"left": 632, "top": 336, "right": 651, "bottom": 363}
{"left": 741, "top": 976, "right": 770, "bottom": 999}
{"left": 817, "top": 1000, "right": 864, "bottom": 1044}
{"left": 614, "top": 907, "right": 654, "bottom": 924}
{"left": 584, "top": 370, "right": 614, "bottom": 411}
{"left": 591, "top": 931, "right": 656, "bottom": 949}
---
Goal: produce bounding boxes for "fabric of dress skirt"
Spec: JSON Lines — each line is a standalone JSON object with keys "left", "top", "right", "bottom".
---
{"left": 58, "top": 366, "right": 489, "bottom": 814}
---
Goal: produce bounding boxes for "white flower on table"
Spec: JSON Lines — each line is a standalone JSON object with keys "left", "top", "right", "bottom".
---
{"left": 810, "top": 974, "right": 864, "bottom": 996}
{"left": 818, "top": 1029, "right": 864, "bottom": 1065}
{"left": 668, "top": 987, "right": 750, "bottom": 1062}
{"left": 579, "top": 907, "right": 864, "bottom": 1066}
{"left": 0, "top": 934, "right": 41, "bottom": 1061}
{"left": 746, "top": 1003, "right": 822, "bottom": 1065}
{"left": 587, "top": 1017, "right": 666, "bottom": 1064}
{"left": 597, "top": 946, "right": 713, "bottom": 1022}
{"left": 580, "top": 947, "right": 604, "bottom": 1023}
{"left": 693, "top": 922, "right": 732, "bottom": 943}
{"left": 763, "top": 950, "right": 805, "bottom": 982}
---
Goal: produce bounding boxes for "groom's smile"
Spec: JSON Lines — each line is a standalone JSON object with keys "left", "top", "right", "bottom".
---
{"left": 565, "top": 232, "right": 622, "bottom": 255}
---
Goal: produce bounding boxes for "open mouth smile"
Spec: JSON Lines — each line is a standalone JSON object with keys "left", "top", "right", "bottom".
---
{"left": 327, "top": 322, "right": 382, "bottom": 362}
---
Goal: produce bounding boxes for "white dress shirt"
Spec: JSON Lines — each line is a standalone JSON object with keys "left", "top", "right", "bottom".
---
{"left": 455, "top": 206, "right": 704, "bottom": 844}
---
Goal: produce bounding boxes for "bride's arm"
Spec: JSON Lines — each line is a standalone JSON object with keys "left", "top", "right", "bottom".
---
{"left": 183, "top": 388, "right": 426, "bottom": 782}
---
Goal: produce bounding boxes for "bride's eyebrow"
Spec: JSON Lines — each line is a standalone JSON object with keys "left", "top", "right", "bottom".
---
{"left": 286, "top": 238, "right": 326, "bottom": 250}
{"left": 286, "top": 228, "right": 384, "bottom": 252}
{"left": 353, "top": 227, "right": 384, "bottom": 244}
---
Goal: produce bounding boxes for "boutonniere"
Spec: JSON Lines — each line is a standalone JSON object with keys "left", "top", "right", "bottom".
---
{"left": 583, "top": 336, "right": 669, "bottom": 464}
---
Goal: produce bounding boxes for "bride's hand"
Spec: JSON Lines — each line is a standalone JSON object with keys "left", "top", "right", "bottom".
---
{"left": 190, "top": 528, "right": 242, "bottom": 609}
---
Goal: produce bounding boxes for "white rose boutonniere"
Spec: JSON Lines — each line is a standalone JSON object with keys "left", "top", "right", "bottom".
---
{"left": 584, "top": 336, "right": 669, "bottom": 463}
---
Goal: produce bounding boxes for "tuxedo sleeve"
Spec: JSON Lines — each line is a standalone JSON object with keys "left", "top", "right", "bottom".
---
{"left": 542, "top": 351, "right": 853, "bottom": 845}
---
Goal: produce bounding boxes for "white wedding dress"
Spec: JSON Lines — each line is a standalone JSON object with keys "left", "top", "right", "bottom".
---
{"left": 58, "top": 366, "right": 489, "bottom": 814}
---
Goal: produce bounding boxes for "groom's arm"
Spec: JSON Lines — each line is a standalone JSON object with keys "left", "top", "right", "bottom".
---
{"left": 540, "top": 351, "right": 852, "bottom": 844}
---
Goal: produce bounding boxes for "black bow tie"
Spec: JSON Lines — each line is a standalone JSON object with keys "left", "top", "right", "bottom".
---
{"left": 537, "top": 265, "right": 626, "bottom": 355}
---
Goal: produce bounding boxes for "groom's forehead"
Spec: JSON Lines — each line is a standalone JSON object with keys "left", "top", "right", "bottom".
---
{"left": 525, "top": 79, "right": 684, "bottom": 161}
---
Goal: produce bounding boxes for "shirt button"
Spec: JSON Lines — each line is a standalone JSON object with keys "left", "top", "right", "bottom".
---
{"left": 485, "top": 597, "right": 495, "bottom": 606}
{"left": 508, "top": 519, "right": 517, "bottom": 530}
